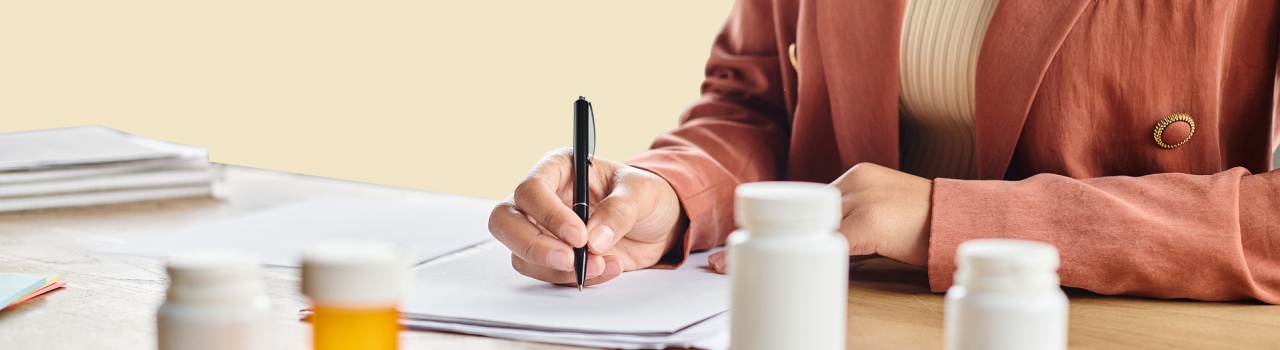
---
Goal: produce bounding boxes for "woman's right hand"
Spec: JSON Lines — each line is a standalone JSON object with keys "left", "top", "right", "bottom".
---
{"left": 488, "top": 148, "right": 685, "bottom": 287}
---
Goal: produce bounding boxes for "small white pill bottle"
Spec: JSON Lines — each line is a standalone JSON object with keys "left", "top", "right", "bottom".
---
{"left": 728, "top": 182, "right": 849, "bottom": 350}
{"left": 944, "top": 239, "right": 1069, "bottom": 350}
{"left": 157, "top": 251, "right": 272, "bottom": 350}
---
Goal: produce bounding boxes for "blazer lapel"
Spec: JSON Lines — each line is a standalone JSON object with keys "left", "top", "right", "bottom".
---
{"left": 975, "top": 0, "right": 1093, "bottom": 179}
{"left": 816, "top": 0, "right": 905, "bottom": 169}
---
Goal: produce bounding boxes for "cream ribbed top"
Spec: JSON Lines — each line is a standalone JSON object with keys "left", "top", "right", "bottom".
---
{"left": 898, "top": 0, "right": 1000, "bottom": 180}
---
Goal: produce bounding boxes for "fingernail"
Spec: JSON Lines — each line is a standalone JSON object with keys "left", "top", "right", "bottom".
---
{"left": 562, "top": 226, "right": 584, "bottom": 247}
{"left": 589, "top": 225, "right": 615, "bottom": 251}
{"left": 547, "top": 250, "right": 572, "bottom": 271}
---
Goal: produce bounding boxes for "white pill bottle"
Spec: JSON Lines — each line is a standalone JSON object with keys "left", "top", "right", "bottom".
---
{"left": 945, "top": 239, "right": 1069, "bottom": 350}
{"left": 157, "top": 251, "right": 272, "bottom": 350}
{"left": 728, "top": 182, "right": 848, "bottom": 350}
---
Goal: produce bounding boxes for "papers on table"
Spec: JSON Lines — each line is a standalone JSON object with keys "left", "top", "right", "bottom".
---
{"left": 399, "top": 243, "right": 729, "bottom": 348}
{"left": 91, "top": 171, "right": 728, "bottom": 348}
{"left": 0, "top": 156, "right": 208, "bottom": 185}
{"left": 0, "top": 126, "right": 218, "bottom": 212}
{"left": 96, "top": 197, "right": 497, "bottom": 267}
{"left": 403, "top": 312, "right": 729, "bottom": 350}
{"left": 0, "top": 185, "right": 214, "bottom": 213}
{"left": 0, "top": 126, "right": 176, "bottom": 170}
{"left": 0, "top": 168, "right": 217, "bottom": 198}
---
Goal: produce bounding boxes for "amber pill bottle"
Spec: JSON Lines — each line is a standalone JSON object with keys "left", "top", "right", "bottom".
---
{"left": 302, "top": 240, "right": 407, "bottom": 350}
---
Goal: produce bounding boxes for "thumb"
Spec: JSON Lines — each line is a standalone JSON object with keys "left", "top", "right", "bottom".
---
{"left": 709, "top": 251, "right": 728, "bottom": 274}
{"left": 584, "top": 187, "right": 645, "bottom": 254}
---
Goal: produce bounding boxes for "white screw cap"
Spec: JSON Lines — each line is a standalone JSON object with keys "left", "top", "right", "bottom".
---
{"left": 735, "top": 182, "right": 842, "bottom": 235}
{"left": 301, "top": 239, "right": 408, "bottom": 307}
{"left": 166, "top": 250, "right": 262, "bottom": 302}
{"left": 955, "top": 239, "right": 1061, "bottom": 292}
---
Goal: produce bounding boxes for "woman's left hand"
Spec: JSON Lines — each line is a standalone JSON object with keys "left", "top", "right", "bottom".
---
{"left": 709, "top": 163, "right": 934, "bottom": 272}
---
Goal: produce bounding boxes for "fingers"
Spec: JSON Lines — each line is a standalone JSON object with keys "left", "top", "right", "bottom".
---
{"left": 513, "top": 152, "right": 588, "bottom": 248}
{"left": 490, "top": 202, "right": 577, "bottom": 271}
{"left": 709, "top": 251, "right": 728, "bottom": 274}
{"left": 576, "top": 255, "right": 624, "bottom": 287}
{"left": 511, "top": 253, "right": 623, "bottom": 286}
{"left": 583, "top": 176, "right": 648, "bottom": 254}
{"left": 584, "top": 166, "right": 682, "bottom": 255}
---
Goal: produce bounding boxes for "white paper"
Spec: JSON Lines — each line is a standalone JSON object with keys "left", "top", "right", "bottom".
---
{"left": 0, "top": 184, "right": 212, "bottom": 212}
{"left": 401, "top": 244, "right": 729, "bottom": 335}
{"left": 95, "top": 197, "right": 497, "bottom": 267}
{"left": 0, "top": 157, "right": 209, "bottom": 184}
{"left": 0, "top": 126, "right": 196, "bottom": 171}
{"left": 0, "top": 168, "right": 219, "bottom": 198}
{"left": 402, "top": 312, "right": 729, "bottom": 350}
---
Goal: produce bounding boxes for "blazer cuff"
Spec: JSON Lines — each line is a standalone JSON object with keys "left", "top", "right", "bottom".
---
{"left": 927, "top": 178, "right": 987, "bottom": 293}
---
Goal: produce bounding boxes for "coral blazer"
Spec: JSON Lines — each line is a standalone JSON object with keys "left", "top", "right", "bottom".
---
{"left": 627, "top": 0, "right": 1280, "bottom": 303}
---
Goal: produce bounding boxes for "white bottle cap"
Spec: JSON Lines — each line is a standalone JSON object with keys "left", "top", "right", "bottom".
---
{"left": 735, "top": 182, "right": 842, "bottom": 235}
{"left": 166, "top": 250, "right": 262, "bottom": 303}
{"left": 954, "top": 239, "right": 1060, "bottom": 292}
{"left": 301, "top": 239, "right": 407, "bottom": 307}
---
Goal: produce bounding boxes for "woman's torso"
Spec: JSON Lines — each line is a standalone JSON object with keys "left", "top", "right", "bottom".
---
{"left": 778, "top": 0, "right": 1280, "bottom": 182}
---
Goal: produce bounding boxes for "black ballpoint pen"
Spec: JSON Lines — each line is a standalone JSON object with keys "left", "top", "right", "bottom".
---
{"left": 572, "top": 96, "right": 594, "bottom": 291}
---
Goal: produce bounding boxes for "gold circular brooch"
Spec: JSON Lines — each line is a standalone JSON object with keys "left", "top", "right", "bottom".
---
{"left": 788, "top": 43, "right": 799, "bottom": 71}
{"left": 1154, "top": 113, "right": 1195, "bottom": 149}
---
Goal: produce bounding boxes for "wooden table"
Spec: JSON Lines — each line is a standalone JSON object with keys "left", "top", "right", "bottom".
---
{"left": 1, "top": 166, "right": 1276, "bottom": 349}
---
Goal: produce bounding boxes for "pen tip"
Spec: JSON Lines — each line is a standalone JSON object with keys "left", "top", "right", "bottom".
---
{"left": 578, "top": 285, "right": 583, "bottom": 291}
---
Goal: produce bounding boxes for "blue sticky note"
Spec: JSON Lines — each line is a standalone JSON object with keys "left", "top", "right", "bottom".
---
{"left": 0, "top": 274, "right": 47, "bottom": 307}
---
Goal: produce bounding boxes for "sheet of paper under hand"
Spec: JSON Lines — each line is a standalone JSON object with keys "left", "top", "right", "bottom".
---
{"left": 402, "top": 312, "right": 729, "bottom": 350}
{"left": 96, "top": 197, "right": 496, "bottom": 267}
{"left": 401, "top": 243, "right": 729, "bottom": 335}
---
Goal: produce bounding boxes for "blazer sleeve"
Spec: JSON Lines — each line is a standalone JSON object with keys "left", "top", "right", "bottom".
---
{"left": 929, "top": 167, "right": 1280, "bottom": 303}
{"left": 625, "top": 0, "right": 791, "bottom": 267}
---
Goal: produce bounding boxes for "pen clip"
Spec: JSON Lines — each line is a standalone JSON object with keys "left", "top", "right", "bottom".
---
{"left": 586, "top": 101, "right": 596, "bottom": 166}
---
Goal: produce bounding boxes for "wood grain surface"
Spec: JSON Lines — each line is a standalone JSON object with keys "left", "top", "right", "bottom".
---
{"left": 0, "top": 166, "right": 1275, "bottom": 349}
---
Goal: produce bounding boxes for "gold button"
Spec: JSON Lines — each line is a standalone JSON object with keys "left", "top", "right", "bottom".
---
{"left": 788, "top": 43, "right": 799, "bottom": 71}
{"left": 1154, "top": 113, "right": 1195, "bottom": 149}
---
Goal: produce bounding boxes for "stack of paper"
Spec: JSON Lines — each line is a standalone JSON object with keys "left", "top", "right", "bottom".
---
{"left": 96, "top": 198, "right": 497, "bottom": 267}
{"left": 0, "top": 273, "right": 66, "bottom": 310}
{"left": 0, "top": 126, "right": 218, "bottom": 212}
{"left": 400, "top": 243, "right": 730, "bottom": 349}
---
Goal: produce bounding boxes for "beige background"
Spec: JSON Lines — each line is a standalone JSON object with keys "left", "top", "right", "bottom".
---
{"left": 0, "top": 1, "right": 733, "bottom": 200}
